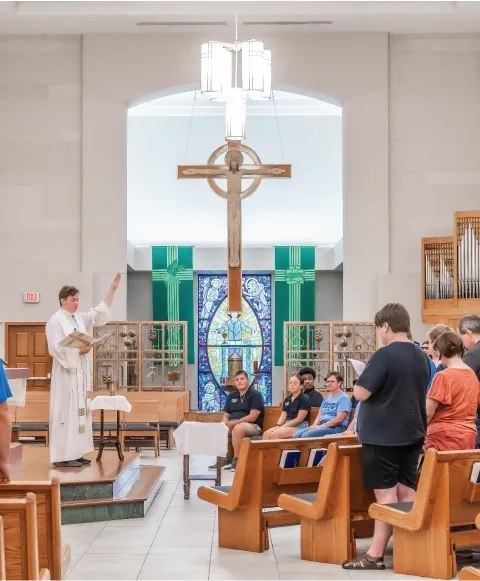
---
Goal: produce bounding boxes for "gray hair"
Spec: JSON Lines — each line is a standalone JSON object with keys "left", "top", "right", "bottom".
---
{"left": 458, "top": 315, "right": 480, "bottom": 335}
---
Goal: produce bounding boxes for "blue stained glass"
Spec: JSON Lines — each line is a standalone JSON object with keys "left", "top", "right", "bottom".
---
{"left": 198, "top": 274, "right": 272, "bottom": 410}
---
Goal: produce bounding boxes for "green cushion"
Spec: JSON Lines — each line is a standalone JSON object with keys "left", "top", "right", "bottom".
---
{"left": 123, "top": 423, "right": 158, "bottom": 431}
{"left": 19, "top": 423, "right": 48, "bottom": 431}
{"left": 93, "top": 423, "right": 119, "bottom": 431}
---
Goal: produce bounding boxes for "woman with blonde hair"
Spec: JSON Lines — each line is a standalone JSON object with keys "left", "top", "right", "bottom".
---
{"left": 426, "top": 331, "right": 480, "bottom": 451}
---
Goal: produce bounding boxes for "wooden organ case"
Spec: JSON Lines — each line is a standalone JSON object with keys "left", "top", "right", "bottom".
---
{"left": 422, "top": 211, "right": 480, "bottom": 328}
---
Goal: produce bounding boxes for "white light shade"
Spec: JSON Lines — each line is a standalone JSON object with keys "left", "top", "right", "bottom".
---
{"left": 250, "top": 49, "right": 272, "bottom": 101}
{"left": 241, "top": 40, "right": 265, "bottom": 97}
{"left": 201, "top": 42, "right": 232, "bottom": 98}
{"left": 225, "top": 89, "right": 246, "bottom": 141}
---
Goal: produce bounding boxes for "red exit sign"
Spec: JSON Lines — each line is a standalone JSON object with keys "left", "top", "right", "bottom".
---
{"left": 23, "top": 292, "right": 40, "bottom": 304}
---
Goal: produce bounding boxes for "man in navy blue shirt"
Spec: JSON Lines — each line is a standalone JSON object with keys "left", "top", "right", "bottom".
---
{"left": 222, "top": 370, "right": 265, "bottom": 472}
{"left": 0, "top": 361, "right": 13, "bottom": 482}
{"left": 298, "top": 367, "right": 324, "bottom": 407}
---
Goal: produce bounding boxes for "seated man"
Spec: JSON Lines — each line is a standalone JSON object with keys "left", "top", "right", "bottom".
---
{"left": 210, "top": 369, "right": 265, "bottom": 473}
{"left": 298, "top": 366, "right": 324, "bottom": 407}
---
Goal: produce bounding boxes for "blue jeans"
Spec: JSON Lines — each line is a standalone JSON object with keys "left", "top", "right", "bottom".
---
{"left": 293, "top": 421, "right": 309, "bottom": 435}
{"left": 296, "top": 425, "right": 346, "bottom": 438}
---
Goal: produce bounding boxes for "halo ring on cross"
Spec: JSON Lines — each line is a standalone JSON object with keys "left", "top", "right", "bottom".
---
{"left": 206, "top": 143, "right": 262, "bottom": 200}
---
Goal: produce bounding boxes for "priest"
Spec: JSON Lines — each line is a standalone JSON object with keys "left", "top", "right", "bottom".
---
{"left": 46, "top": 274, "right": 121, "bottom": 467}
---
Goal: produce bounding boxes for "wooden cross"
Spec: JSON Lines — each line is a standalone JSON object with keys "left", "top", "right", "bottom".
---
{"left": 178, "top": 141, "right": 291, "bottom": 312}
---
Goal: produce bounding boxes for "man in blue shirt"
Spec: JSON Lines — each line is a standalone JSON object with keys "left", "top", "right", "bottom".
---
{"left": 0, "top": 361, "right": 13, "bottom": 482}
{"left": 407, "top": 330, "right": 437, "bottom": 391}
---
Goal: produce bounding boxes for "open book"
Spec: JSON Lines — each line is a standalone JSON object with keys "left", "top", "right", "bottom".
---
{"left": 58, "top": 331, "right": 113, "bottom": 349}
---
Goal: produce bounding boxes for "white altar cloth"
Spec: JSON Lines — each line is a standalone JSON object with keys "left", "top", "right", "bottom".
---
{"left": 173, "top": 421, "right": 228, "bottom": 457}
{"left": 91, "top": 395, "right": 132, "bottom": 413}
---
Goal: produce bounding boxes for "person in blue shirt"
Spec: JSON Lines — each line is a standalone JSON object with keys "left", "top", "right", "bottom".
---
{"left": 0, "top": 361, "right": 12, "bottom": 482}
{"left": 295, "top": 372, "right": 351, "bottom": 438}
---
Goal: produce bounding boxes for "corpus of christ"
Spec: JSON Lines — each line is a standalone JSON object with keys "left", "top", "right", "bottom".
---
{"left": 1, "top": 2, "right": 480, "bottom": 580}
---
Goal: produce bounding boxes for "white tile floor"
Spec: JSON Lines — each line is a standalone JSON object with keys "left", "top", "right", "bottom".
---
{"left": 62, "top": 450, "right": 466, "bottom": 580}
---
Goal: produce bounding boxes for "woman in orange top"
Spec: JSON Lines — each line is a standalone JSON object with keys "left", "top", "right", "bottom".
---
{"left": 426, "top": 331, "right": 480, "bottom": 451}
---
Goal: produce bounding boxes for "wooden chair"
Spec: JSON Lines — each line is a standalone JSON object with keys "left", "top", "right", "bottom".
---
{"left": 0, "top": 478, "right": 69, "bottom": 580}
{"left": 122, "top": 401, "right": 160, "bottom": 457}
{"left": 197, "top": 435, "right": 358, "bottom": 553}
{"left": 0, "top": 493, "right": 50, "bottom": 580}
{"left": 277, "top": 443, "right": 374, "bottom": 564}
{"left": 370, "top": 448, "right": 480, "bottom": 580}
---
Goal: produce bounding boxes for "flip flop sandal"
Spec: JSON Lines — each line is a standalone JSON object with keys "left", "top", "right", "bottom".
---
{"left": 342, "top": 554, "right": 386, "bottom": 570}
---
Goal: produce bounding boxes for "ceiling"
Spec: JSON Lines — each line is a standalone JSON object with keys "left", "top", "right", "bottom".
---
{"left": 129, "top": 90, "right": 343, "bottom": 117}
{"left": 3, "top": 1, "right": 480, "bottom": 34}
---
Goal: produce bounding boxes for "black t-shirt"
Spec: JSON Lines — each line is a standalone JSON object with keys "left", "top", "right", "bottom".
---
{"left": 282, "top": 393, "right": 311, "bottom": 421}
{"left": 463, "top": 341, "right": 480, "bottom": 417}
{"left": 357, "top": 342, "right": 429, "bottom": 446}
{"left": 464, "top": 341, "right": 480, "bottom": 380}
{"left": 303, "top": 388, "right": 324, "bottom": 407}
{"left": 224, "top": 388, "right": 265, "bottom": 428}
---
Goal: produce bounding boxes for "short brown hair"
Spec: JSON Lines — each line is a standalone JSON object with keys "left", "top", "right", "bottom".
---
{"left": 374, "top": 303, "right": 410, "bottom": 333}
{"left": 428, "top": 324, "right": 452, "bottom": 343}
{"left": 326, "top": 371, "right": 344, "bottom": 385}
{"left": 234, "top": 370, "right": 249, "bottom": 380}
{"left": 433, "top": 331, "right": 465, "bottom": 359}
{"left": 58, "top": 285, "right": 79, "bottom": 306}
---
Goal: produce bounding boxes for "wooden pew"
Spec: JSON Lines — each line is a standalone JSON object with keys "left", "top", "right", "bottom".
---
{"left": 277, "top": 443, "right": 374, "bottom": 564}
{"left": 0, "top": 478, "right": 69, "bottom": 580}
{"left": 369, "top": 448, "right": 480, "bottom": 580}
{"left": 16, "top": 393, "right": 50, "bottom": 446}
{"left": 197, "top": 435, "right": 358, "bottom": 553}
{"left": 0, "top": 517, "right": 6, "bottom": 581}
{"left": 0, "top": 493, "right": 50, "bottom": 580}
{"left": 458, "top": 515, "right": 480, "bottom": 580}
{"left": 122, "top": 400, "right": 160, "bottom": 457}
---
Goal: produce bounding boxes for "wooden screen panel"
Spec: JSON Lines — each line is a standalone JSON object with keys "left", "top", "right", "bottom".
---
{"left": 6, "top": 325, "right": 51, "bottom": 391}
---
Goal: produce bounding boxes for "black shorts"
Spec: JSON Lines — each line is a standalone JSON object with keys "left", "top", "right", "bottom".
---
{"left": 362, "top": 439, "right": 424, "bottom": 490}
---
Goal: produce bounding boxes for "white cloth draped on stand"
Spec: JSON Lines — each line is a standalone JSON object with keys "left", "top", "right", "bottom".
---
{"left": 173, "top": 421, "right": 228, "bottom": 457}
{"left": 46, "top": 301, "right": 112, "bottom": 463}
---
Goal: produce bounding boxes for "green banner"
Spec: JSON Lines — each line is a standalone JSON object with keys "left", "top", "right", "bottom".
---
{"left": 274, "top": 246, "right": 316, "bottom": 366}
{"left": 152, "top": 246, "right": 194, "bottom": 364}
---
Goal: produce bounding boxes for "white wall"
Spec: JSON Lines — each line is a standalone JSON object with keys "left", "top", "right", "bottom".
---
{"left": 0, "top": 35, "right": 126, "bottom": 358}
{"left": 3, "top": 31, "right": 480, "bottom": 356}
{"left": 383, "top": 35, "right": 480, "bottom": 340}
{"left": 127, "top": 113, "right": 343, "bottom": 247}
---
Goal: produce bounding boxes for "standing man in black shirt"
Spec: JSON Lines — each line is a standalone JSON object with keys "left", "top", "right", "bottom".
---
{"left": 458, "top": 315, "right": 480, "bottom": 446}
{"left": 342, "top": 303, "right": 430, "bottom": 572}
{"left": 298, "top": 367, "right": 324, "bottom": 407}
{"left": 222, "top": 370, "right": 265, "bottom": 472}
{"left": 459, "top": 315, "right": 480, "bottom": 379}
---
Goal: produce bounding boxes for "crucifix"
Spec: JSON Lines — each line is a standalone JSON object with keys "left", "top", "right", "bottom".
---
{"left": 178, "top": 141, "right": 291, "bottom": 312}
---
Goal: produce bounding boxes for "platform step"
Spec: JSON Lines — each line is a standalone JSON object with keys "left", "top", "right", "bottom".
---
{"left": 61, "top": 466, "right": 165, "bottom": 524}
{"left": 9, "top": 443, "right": 22, "bottom": 464}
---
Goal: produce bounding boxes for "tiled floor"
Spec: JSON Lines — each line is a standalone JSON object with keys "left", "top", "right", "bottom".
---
{"left": 62, "top": 450, "right": 464, "bottom": 580}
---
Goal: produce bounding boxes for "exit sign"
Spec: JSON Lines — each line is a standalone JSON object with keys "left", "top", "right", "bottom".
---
{"left": 23, "top": 292, "right": 40, "bottom": 304}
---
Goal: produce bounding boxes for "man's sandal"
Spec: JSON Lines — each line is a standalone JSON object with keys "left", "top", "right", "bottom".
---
{"left": 342, "top": 554, "right": 386, "bottom": 570}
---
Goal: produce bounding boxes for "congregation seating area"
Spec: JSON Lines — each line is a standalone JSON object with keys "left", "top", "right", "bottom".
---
{"left": 198, "top": 434, "right": 480, "bottom": 580}
{"left": 0, "top": 477, "right": 70, "bottom": 580}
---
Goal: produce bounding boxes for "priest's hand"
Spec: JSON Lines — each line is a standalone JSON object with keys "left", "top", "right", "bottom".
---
{"left": 111, "top": 273, "right": 121, "bottom": 291}
{"left": 79, "top": 345, "right": 92, "bottom": 355}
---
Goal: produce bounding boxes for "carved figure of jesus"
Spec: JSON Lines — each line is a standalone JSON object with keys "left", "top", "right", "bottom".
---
{"left": 178, "top": 142, "right": 291, "bottom": 312}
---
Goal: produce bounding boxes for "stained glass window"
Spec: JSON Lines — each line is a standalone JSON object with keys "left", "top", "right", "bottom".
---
{"left": 198, "top": 274, "right": 272, "bottom": 411}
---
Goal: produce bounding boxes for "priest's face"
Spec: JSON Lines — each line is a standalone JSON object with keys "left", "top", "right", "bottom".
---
{"left": 61, "top": 294, "right": 79, "bottom": 313}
